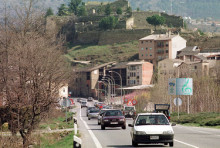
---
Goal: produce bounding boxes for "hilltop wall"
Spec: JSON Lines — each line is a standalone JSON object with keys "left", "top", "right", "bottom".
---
{"left": 75, "top": 29, "right": 152, "bottom": 45}
{"left": 132, "top": 11, "right": 160, "bottom": 29}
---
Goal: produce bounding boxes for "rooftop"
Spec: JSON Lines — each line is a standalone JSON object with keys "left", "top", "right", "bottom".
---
{"left": 139, "top": 34, "right": 178, "bottom": 41}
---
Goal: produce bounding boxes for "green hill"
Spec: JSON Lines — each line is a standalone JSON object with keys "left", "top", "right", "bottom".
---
{"left": 66, "top": 41, "right": 139, "bottom": 66}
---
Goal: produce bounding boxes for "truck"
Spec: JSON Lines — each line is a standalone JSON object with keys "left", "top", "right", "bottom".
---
{"left": 154, "top": 104, "right": 170, "bottom": 121}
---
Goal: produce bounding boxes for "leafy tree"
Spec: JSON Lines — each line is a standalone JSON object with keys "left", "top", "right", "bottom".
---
{"left": 116, "top": 7, "right": 122, "bottom": 15}
{"left": 146, "top": 14, "right": 165, "bottom": 30}
{"left": 99, "top": 16, "right": 118, "bottom": 30}
{"left": 45, "top": 7, "right": 54, "bottom": 17}
{"left": 105, "top": 4, "right": 112, "bottom": 16}
{"left": 137, "top": 7, "right": 140, "bottom": 12}
{"left": 78, "top": 5, "right": 87, "bottom": 16}
{"left": 68, "top": 0, "right": 82, "bottom": 15}
{"left": 126, "top": 6, "right": 132, "bottom": 14}
{"left": 57, "top": 4, "right": 69, "bottom": 16}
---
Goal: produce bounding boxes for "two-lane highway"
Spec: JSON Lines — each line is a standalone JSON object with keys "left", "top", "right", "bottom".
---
{"left": 74, "top": 99, "right": 220, "bottom": 148}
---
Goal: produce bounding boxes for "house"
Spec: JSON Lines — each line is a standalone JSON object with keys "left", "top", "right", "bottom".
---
{"left": 158, "top": 59, "right": 183, "bottom": 82}
{"left": 139, "top": 33, "right": 186, "bottom": 66}
{"left": 126, "top": 61, "right": 153, "bottom": 86}
{"left": 59, "top": 84, "right": 69, "bottom": 99}
{"left": 71, "top": 62, "right": 116, "bottom": 98}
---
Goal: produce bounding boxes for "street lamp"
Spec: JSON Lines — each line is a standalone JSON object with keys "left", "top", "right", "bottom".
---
{"left": 103, "top": 75, "right": 115, "bottom": 99}
{"left": 98, "top": 81, "right": 108, "bottom": 102}
{"left": 101, "top": 78, "right": 112, "bottom": 104}
{"left": 109, "top": 71, "right": 123, "bottom": 106}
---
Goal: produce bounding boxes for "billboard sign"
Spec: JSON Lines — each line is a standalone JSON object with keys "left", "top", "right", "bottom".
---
{"left": 168, "top": 78, "right": 193, "bottom": 95}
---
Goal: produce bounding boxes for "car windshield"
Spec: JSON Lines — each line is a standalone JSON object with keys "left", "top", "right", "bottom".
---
{"left": 90, "top": 110, "right": 100, "bottom": 113}
{"left": 82, "top": 102, "right": 86, "bottom": 104}
{"left": 88, "top": 107, "right": 96, "bottom": 110}
{"left": 135, "top": 115, "right": 169, "bottom": 126}
{"left": 104, "top": 110, "right": 123, "bottom": 116}
{"left": 125, "top": 107, "right": 135, "bottom": 111}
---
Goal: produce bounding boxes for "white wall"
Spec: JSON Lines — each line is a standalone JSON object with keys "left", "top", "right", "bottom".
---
{"left": 171, "top": 36, "right": 187, "bottom": 59}
{"left": 59, "top": 85, "right": 68, "bottom": 98}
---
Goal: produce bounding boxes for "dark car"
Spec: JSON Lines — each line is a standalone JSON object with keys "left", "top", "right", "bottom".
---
{"left": 154, "top": 104, "right": 170, "bottom": 121}
{"left": 123, "top": 105, "right": 136, "bottom": 118}
{"left": 101, "top": 109, "right": 126, "bottom": 130}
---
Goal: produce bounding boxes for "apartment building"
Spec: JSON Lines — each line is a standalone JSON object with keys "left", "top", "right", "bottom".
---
{"left": 139, "top": 34, "right": 186, "bottom": 66}
{"left": 158, "top": 59, "right": 210, "bottom": 82}
{"left": 126, "top": 61, "right": 153, "bottom": 86}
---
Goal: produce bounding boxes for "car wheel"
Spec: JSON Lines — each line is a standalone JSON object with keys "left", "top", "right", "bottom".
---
{"left": 101, "top": 125, "right": 105, "bottom": 130}
{"left": 169, "top": 142, "right": 174, "bottom": 147}
{"left": 132, "top": 140, "right": 138, "bottom": 147}
{"left": 164, "top": 143, "right": 168, "bottom": 145}
{"left": 88, "top": 118, "right": 90, "bottom": 120}
{"left": 122, "top": 125, "right": 126, "bottom": 129}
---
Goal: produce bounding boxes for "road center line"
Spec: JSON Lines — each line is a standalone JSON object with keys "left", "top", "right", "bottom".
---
{"left": 80, "top": 107, "right": 102, "bottom": 148}
{"left": 174, "top": 139, "right": 199, "bottom": 148}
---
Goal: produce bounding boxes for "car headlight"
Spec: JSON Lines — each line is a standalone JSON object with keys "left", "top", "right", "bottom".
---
{"left": 119, "top": 118, "right": 125, "bottom": 121}
{"left": 163, "top": 130, "right": 174, "bottom": 134}
{"left": 136, "top": 131, "right": 146, "bottom": 135}
{"left": 104, "top": 119, "right": 109, "bottom": 122}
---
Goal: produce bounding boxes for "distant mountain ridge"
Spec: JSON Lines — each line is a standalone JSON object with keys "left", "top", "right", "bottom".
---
{"left": 1, "top": 0, "right": 220, "bottom": 20}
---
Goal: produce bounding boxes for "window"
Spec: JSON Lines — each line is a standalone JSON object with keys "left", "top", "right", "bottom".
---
{"left": 150, "top": 40, "right": 152, "bottom": 43}
{"left": 141, "top": 48, "right": 144, "bottom": 50}
{"left": 150, "top": 48, "right": 152, "bottom": 50}
{"left": 146, "top": 54, "right": 148, "bottom": 56}
{"left": 194, "top": 66, "right": 197, "bottom": 69}
{"left": 141, "top": 41, "right": 143, "bottom": 44}
{"left": 166, "top": 49, "right": 169, "bottom": 53}
{"left": 150, "top": 54, "right": 152, "bottom": 56}
{"left": 146, "top": 47, "right": 148, "bottom": 50}
{"left": 166, "top": 42, "right": 169, "bottom": 47}
{"left": 142, "top": 54, "right": 143, "bottom": 56}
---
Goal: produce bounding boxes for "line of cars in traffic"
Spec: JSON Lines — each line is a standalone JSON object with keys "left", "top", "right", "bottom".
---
{"left": 79, "top": 98, "right": 175, "bottom": 147}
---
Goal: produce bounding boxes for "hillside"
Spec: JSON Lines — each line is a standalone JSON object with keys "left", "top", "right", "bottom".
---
{"left": 66, "top": 32, "right": 220, "bottom": 67}
{"left": 66, "top": 41, "right": 139, "bottom": 66}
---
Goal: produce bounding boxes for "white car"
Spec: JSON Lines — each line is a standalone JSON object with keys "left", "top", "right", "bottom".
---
{"left": 88, "top": 109, "right": 100, "bottom": 120}
{"left": 129, "top": 113, "right": 175, "bottom": 147}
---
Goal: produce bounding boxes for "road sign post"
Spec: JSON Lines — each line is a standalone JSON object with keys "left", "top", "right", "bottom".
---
{"left": 169, "top": 78, "right": 193, "bottom": 115}
{"left": 174, "top": 97, "right": 182, "bottom": 119}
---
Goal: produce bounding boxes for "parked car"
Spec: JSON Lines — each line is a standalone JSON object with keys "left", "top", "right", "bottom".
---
{"left": 81, "top": 101, "right": 87, "bottom": 108}
{"left": 88, "top": 97, "right": 93, "bottom": 101}
{"left": 128, "top": 113, "right": 175, "bottom": 147}
{"left": 97, "top": 109, "right": 109, "bottom": 125}
{"left": 86, "top": 106, "right": 97, "bottom": 117}
{"left": 122, "top": 105, "right": 136, "bottom": 118}
{"left": 154, "top": 104, "right": 170, "bottom": 121}
{"left": 77, "top": 98, "right": 81, "bottom": 102}
{"left": 88, "top": 109, "right": 100, "bottom": 120}
{"left": 101, "top": 109, "right": 126, "bottom": 130}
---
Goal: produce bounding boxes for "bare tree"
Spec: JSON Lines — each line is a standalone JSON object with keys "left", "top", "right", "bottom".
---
{"left": 0, "top": 0, "right": 70, "bottom": 147}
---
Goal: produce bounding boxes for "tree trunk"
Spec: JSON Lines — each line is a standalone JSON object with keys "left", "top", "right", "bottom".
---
{"left": 20, "top": 130, "right": 31, "bottom": 148}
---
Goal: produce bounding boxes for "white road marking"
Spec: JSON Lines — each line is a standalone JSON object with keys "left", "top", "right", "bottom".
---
{"left": 174, "top": 139, "right": 199, "bottom": 148}
{"left": 80, "top": 107, "right": 102, "bottom": 148}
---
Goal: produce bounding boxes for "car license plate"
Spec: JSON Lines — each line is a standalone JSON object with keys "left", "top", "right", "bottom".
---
{"left": 110, "top": 122, "right": 118, "bottom": 124}
{"left": 150, "top": 136, "right": 159, "bottom": 140}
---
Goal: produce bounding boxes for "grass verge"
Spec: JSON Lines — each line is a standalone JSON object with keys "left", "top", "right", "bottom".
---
{"left": 171, "top": 112, "right": 220, "bottom": 128}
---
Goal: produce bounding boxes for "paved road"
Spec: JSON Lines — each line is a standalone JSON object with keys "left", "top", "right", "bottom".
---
{"left": 74, "top": 98, "right": 220, "bottom": 148}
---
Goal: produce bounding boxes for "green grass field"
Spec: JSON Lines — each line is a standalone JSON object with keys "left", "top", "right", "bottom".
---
{"left": 171, "top": 112, "right": 220, "bottom": 128}
{"left": 66, "top": 41, "right": 139, "bottom": 66}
